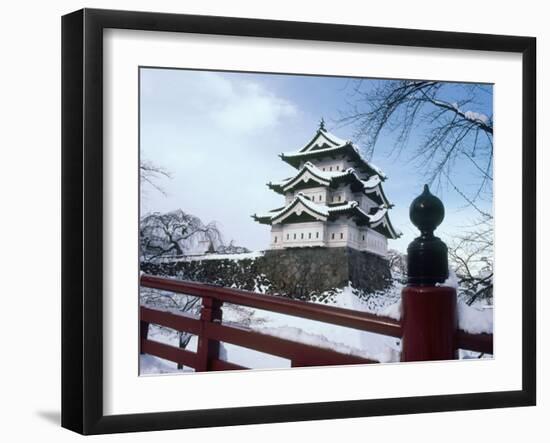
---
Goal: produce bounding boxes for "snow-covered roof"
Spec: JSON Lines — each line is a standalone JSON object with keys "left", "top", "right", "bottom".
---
{"left": 361, "top": 158, "right": 386, "bottom": 179}
{"left": 269, "top": 162, "right": 349, "bottom": 188}
{"left": 294, "top": 193, "right": 330, "bottom": 216}
{"left": 254, "top": 123, "right": 400, "bottom": 239}
{"left": 297, "top": 128, "right": 348, "bottom": 153}
{"left": 274, "top": 193, "right": 330, "bottom": 222}
{"left": 253, "top": 193, "right": 400, "bottom": 239}
{"left": 369, "top": 206, "right": 388, "bottom": 223}
{"left": 279, "top": 127, "right": 387, "bottom": 180}
{"left": 367, "top": 205, "right": 402, "bottom": 239}
{"left": 267, "top": 162, "right": 390, "bottom": 206}
{"left": 361, "top": 175, "right": 382, "bottom": 189}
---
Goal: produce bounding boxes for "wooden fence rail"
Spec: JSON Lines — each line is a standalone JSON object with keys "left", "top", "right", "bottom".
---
{"left": 140, "top": 274, "right": 493, "bottom": 372}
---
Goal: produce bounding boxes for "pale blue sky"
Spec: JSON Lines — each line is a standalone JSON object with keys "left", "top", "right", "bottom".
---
{"left": 140, "top": 68, "right": 493, "bottom": 253}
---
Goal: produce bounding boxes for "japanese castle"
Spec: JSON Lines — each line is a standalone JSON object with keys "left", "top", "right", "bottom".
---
{"left": 253, "top": 121, "right": 401, "bottom": 256}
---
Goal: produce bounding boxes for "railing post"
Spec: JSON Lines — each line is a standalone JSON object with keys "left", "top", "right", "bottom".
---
{"left": 195, "top": 296, "right": 223, "bottom": 372}
{"left": 401, "top": 185, "right": 457, "bottom": 362}
{"left": 139, "top": 319, "right": 150, "bottom": 355}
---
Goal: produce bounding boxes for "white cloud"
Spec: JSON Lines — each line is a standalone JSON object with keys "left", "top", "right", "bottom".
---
{"left": 141, "top": 69, "right": 298, "bottom": 135}
{"left": 211, "top": 80, "right": 298, "bottom": 133}
{"left": 140, "top": 69, "right": 305, "bottom": 250}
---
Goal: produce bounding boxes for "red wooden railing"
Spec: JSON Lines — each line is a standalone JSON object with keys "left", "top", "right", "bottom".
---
{"left": 139, "top": 274, "right": 493, "bottom": 372}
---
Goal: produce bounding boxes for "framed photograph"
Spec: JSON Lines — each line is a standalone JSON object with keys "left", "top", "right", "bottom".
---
{"left": 62, "top": 8, "right": 536, "bottom": 434}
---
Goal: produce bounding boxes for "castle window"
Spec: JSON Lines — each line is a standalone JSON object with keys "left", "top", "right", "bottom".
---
{"left": 308, "top": 232, "right": 311, "bottom": 239}
{"left": 319, "top": 195, "right": 323, "bottom": 201}
{"left": 323, "top": 167, "right": 326, "bottom": 171}
{"left": 293, "top": 233, "right": 296, "bottom": 240}
{"left": 362, "top": 235, "right": 365, "bottom": 241}
{"left": 331, "top": 233, "right": 335, "bottom": 240}
{"left": 336, "top": 165, "right": 340, "bottom": 170}
{"left": 329, "top": 166, "right": 333, "bottom": 171}
{"left": 287, "top": 233, "right": 289, "bottom": 240}
{"left": 316, "top": 232, "right": 319, "bottom": 238}
{"left": 301, "top": 233, "right": 304, "bottom": 239}
{"left": 337, "top": 196, "right": 342, "bottom": 202}
{"left": 340, "top": 233, "right": 344, "bottom": 239}
{"left": 274, "top": 236, "right": 278, "bottom": 243}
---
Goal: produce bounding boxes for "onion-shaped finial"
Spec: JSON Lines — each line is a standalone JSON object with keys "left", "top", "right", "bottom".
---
{"left": 407, "top": 185, "right": 449, "bottom": 285}
{"left": 409, "top": 184, "right": 445, "bottom": 237}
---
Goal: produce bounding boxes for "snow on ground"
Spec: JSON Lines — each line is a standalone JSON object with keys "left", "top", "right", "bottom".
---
{"left": 220, "top": 341, "right": 290, "bottom": 369}
{"left": 140, "top": 354, "right": 193, "bottom": 375}
{"left": 160, "top": 251, "right": 265, "bottom": 262}
{"left": 438, "top": 269, "right": 493, "bottom": 335}
{"left": 377, "top": 299, "right": 402, "bottom": 321}
{"left": 437, "top": 269, "right": 460, "bottom": 290}
{"left": 139, "top": 324, "right": 195, "bottom": 375}
{"left": 254, "top": 324, "right": 399, "bottom": 363}
{"left": 329, "top": 282, "right": 402, "bottom": 314}
{"left": 457, "top": 301, "right": 493, "bottom": 334}
{"left": 222, "top": 283, "right": 403, "bottom": 364}
{"left": 139, "top": 277, "right": 493, "bottom": 375}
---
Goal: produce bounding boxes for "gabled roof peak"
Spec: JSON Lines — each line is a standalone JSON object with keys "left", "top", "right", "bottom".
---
{"left": 281, "top": 122, "right": 387, "bottom": 179}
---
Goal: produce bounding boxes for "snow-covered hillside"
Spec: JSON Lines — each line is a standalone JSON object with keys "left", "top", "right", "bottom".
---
{"left": 139, "top": 217, "right": 493, "bottom": 375}
{"left": 140, "top": 277, "right": 493, "bottom": 375}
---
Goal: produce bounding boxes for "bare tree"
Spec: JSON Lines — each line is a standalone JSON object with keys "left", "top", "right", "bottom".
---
{"left": 340, "top": 80, "right": 494, "bottom": 303}
{"left": 140, "top": 209, "right": 223, "bottom": 261}
{"left": 448, "top": 216, "right": 493, "bottom": 305}
{"left": 387, "top": 249, "right": 407, "bottom": 283}
{"left": 340, "top": 80, "right": 493, "bottom": 206}
{"left": 140, "top": 286, "right": 201, "bottom": 367}
{"left": 140, "top": 160, "right": 171, "bottom": 195}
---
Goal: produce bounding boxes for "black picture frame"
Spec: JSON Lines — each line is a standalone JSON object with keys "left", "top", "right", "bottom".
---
{"left": 61, "top": 8, "right": 536, "bottom": 435}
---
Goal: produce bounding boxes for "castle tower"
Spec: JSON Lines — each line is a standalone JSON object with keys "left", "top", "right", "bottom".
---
{"left": 252, "top": 120, "right": 401, "bottom": 256}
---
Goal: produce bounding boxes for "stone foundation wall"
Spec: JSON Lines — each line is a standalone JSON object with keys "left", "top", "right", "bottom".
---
{"left": 141, "top": 247, "right": 391, "bottom": 302}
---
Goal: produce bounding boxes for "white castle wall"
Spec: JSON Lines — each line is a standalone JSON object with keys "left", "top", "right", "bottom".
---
{"left": 270, "top": 221, "right": 326, "bottom": 249}
{"left": 284, "top": 185, "right": 358, "bottom": 206}
{"left": 268, "top": 152, "right": 390, "bottom": 256}
{"left": 328, "top": 184, "right": 354, "bottom": 204}
{"left": 364, "top": 228, "right": 388, "bottom": 256}
{"left": 269, "top": 218, "right": 388, "bottom": 256}
{"left": 300, "top": 156, "right": 361, "bottom": 175}
{"left": 290, "top": 186, "right": 327, "bottom": 204}
{"left": 355, "top": 193, "right": 377, "bottom": 213}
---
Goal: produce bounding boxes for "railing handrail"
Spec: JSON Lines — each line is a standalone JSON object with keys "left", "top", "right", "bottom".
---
{"left": 141, "top": 274, "right": 493, "bottom": 359}
{"left": 456, "top": 330, "right": 493, "bottom": 354}
{"left": 141, "top": 274, "right": 403, "bottom": 338}
{"left": 140, "top": 305, "right": 377, "bottom": 368}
